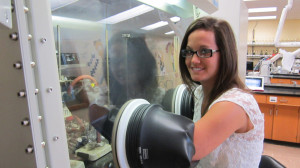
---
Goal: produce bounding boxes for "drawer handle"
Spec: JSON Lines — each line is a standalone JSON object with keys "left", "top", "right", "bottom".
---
{"left": 269, "top": 109, "right": 272, "bottom": 116}
{"left": 279, "top": 99, "right": 288, "bottom": 103}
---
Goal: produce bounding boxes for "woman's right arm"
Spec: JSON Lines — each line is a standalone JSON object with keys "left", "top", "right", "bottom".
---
{"left": 192, "top": 101, "right": 249, "bottom": 160}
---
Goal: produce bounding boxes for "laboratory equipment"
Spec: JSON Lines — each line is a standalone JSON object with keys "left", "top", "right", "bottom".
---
{"left": 91, "top": 84, "right": 195, "bottom": 168}
{"left": 111, "top": 99, "right": 195, "bottom": 168}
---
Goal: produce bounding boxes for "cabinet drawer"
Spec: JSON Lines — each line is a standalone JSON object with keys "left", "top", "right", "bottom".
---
{"left": 270, "top": 78, "right": 291, "bottom": 84}
{"left": 267, "top": 95, "right": 300, "bottom": 106}
{"left": 254, "top": 94, "right": 266, "bottom": 103}
{"left": 290, "top": 79, "right": 300, "bottom": 85}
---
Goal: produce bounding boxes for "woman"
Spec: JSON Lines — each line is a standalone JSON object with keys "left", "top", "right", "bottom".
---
{"left": 179, "top": 16, "right": 264, "bottom": 167}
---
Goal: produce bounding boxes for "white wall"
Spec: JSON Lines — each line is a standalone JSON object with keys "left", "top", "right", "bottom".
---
{"left": 212, "top": 0, "right": 248, "bottom": 81}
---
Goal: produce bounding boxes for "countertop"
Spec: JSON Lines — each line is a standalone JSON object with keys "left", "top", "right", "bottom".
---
{"left": 270, "top": 73, "right": 300, "bottom": 80}
{"left": 253, "top": 83, "right": 300, "bottom": 97}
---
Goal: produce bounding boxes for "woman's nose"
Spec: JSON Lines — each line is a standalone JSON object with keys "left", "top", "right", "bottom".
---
{"left": 190, "top": 53, "right": 201, "bottom": 64}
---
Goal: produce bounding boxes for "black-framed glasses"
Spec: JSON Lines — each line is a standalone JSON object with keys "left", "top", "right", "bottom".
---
{"left": 181, "top": 48, "right": 220, "bottom": 58}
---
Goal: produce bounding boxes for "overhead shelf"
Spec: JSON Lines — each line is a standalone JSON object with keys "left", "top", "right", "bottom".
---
{"left": 247, "top": 42, "right": 275, "bottom": 47}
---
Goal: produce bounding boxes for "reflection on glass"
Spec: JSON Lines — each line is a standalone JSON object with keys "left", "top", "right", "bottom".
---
{"left": 106, "top": 32, "right": 164, "bottom": 107}
{"left": 89, "top": 31, "right": 166, "bottom": 142}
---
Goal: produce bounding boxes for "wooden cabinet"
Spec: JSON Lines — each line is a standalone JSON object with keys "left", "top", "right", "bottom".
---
{"left": 291, "top": 79, "right": 300, "bottom": 85}
{"left": 298, "top": 113, "right": 300, "bottom": 143}
{"left": 267, "top": 95, "right": 300, "bottom": 106}
{"left": 258, "top": 104, "right": 273, "bottom": 139}
{"left": 254, "top": 94, "right": 266, "bottom": 103}
{"left": 254, "top": 94, "right": 300, "bottom": 143}
{"left": 270, "top": 78, "right": 300, "bottom": 84}
{"left": 270, "top": 78, "right": 292, "bottom": 84}
{"left": 272, "top": 105, "right": 299, "bottom": 143}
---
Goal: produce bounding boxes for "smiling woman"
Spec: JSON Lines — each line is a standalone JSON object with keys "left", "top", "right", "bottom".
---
{"left": 179, "top": 16, "right": 264, "bottom": 168}
{"left": 184, "top": 29, "right": 220, "bottom": 88}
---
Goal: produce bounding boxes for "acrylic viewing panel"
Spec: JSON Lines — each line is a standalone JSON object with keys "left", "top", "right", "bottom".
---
{"left": 51, "top": 0, "right": 192, "bottom": 167}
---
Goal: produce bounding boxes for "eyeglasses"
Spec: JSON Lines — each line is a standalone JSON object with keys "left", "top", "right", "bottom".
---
{"left": 181, "top": 48, "right": 219, "bottom": 58}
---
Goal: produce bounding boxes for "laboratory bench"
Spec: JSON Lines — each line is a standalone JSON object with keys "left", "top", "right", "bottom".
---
{"left": 252, "top": 83, "right": 300, "bottom": 144}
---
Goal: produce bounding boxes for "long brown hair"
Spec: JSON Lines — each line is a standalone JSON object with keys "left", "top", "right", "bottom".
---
{"left": 179, "top": 16, "right": 245, "bottom": 115}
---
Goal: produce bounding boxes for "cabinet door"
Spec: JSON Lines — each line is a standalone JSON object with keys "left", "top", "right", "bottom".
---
{"left": 272, "top": 105, "right": 299, "bottom": 143}
{"left": 298, "top": 107, "right": 300, "bottom": 143}
{"left": 259, "top": 104, "right": 274, "bottom": 139}
{"left": 254, "top": 94, "right": 266, "bottom": 104}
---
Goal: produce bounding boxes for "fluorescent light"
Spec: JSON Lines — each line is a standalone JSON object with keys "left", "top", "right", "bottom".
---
{"left": 141, "top": 16, "right": 180, "bottom": 31}
{"left": 170, "top": 16, "right": 180, "bottom": 22}
{"left": 248, "top": 7, "right": 277, "bottom": 13}
{"left": 98, "top": 5, "right": 154, "bottom": 24}
{"left": 248, "top": 16, "right": 276, "bottom": 20}
{"left": 141, "top": 21, "right": 168, "bottom": 30}
{"left": 165, "top": 31, "right": 175, "bottom": 35}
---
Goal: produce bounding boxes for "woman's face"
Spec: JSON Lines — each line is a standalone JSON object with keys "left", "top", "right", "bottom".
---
{"left": 185, "top": 29, "right": 220, "bottom": 86}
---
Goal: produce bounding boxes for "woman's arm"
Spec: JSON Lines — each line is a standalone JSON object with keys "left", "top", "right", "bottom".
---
{"left": 192, "top": 101, "right": 252, "bottom": 160}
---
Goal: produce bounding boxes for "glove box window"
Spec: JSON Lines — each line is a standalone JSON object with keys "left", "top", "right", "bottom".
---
{"left": 51, "top": 0, "right": 194, "bottom": 166}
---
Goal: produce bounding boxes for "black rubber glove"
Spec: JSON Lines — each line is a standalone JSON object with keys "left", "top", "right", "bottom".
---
{"left": 126, "top": 104, "right": 195, "bottom": 168}
{"left": 89, "top": 104, "right": 118, "bottom": 143}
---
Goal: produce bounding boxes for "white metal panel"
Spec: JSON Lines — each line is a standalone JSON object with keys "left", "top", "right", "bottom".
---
{"left": 188, "top": 0, "right": 219, "bottom": 14}
{"left": 0, "top": 0, "right": 12, "bottom": 28}
{"left": 13, "top": 0, "right": 48, "bottom": 167}
{"left": 212, "top": 0, "right": 248, "bottom": 80}
{"left": 22, "top": 0, "right": 70, "bottom": 167}
{"left": 0, "top": 0, "right": 37, "bottom": 166}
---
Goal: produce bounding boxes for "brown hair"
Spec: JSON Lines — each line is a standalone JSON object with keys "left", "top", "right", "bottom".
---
{"left": 179, "top": 16, "right": 245, "bottom": 115}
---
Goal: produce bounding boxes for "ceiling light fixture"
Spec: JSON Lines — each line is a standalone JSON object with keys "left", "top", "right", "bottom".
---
{"left": 165, "top": 31, "right": 175, "bottom": 35}
{"left": 98, "top": 4, "right": 154, "bottom": 24}
{"left": 248, "top": 7, "right": 277, "bottom": 13}
{"left": 141, "top": 21, "right": 169, "bottom": 31}
{"left": 170, "top": 16, "right": 181, "bottom": 22}
{"left": 248, "top": 16, "right": 276, "bottom": 20}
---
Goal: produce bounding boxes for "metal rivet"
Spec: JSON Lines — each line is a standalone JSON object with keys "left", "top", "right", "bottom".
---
{"left": 38, "top": 116, "right": 42, "bottom": 121}
{"left": 9, "top": 33, "right": 18, "bottom": 40}
{"left": 13, "top": 62, "right": 22, "bottom": 69}
{"left": 11, "top": 4, "right": 15, "bottom": 13}
{"left": 41, "top": 142, "right": 46, "bottom": 147}
{"left": 53, "top": 136, "right": 59, "bottom": 141}
{"left": 25, "top": 145, "right": 34, "bottom": 154}
{"left": 35, "top": 89, "right": 39, "bottom": 95}
{"left": 28, "top": 34, "right": 32, "bottom": 40}
{"left": 21, "top": 119, "right": 30, "bottom": 126}
{"left": 30, "top": 62, "right": 36, "bottom": 67}
{"left": 24, "top": 6, "right": 29, "bottom": 13}
{"left": 47, "top": 87, "right": 53, "bottom": 93}
{"left": 17, "top": 91, "right": 26, "bottom": 97}
{"left": 40, "top": 38, "right": 47, "bottom": 43}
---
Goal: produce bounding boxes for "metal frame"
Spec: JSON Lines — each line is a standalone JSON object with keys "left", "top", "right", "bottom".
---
{"left": 23, "top": 0, "right": 70, "bottom": 167}
{"left": 0, "top": 0, "right": 70, "bottom": 167}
